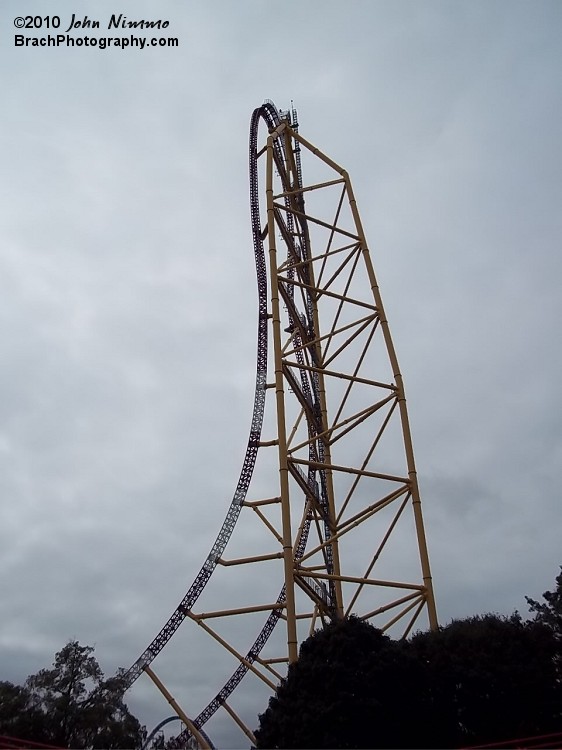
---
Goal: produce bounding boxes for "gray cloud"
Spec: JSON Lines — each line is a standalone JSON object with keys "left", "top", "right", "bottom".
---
{"left": 1, "top": 0, "right": 561, "bottom": 745}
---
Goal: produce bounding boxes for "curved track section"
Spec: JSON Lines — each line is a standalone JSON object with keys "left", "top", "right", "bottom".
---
{"left": 125, "top": 102, "right": 343, "bottom": 749}
{"left": 123, "top": 102, "right": 294, "bottom": 691}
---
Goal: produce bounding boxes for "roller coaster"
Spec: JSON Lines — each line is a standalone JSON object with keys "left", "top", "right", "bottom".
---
{"left": 123, "top": 101, "right": 438, "bottom": 748}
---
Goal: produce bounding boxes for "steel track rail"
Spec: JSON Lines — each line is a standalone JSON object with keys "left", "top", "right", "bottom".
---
{"left": 125, "top": 101, "right": 333, "bottom": 745}
{"left": 122, "top": 102, "right": 280, "bottom": 690}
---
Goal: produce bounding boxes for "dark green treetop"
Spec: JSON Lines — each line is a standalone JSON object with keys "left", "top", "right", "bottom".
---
{"left": 0, "top": 641, "right": 144, "bottom": 749}
{"left": 255, "top": 609, "right": 562, "bottom": 749}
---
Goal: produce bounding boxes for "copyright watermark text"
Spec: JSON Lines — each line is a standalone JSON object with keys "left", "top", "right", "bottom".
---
{"left": 13, "top": 14, "right": 179, "bottom": 50}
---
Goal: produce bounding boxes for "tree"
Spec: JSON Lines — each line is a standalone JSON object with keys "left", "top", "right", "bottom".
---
{"left": 0, "top": 641, "right": 144, "bottom": 749}
{"left": 526, "top": 566, "right": 562, "bottom": 638}
{"left": 254, "top": 614, "right": 562, "bottom": 749}
{"left": 255, "top": 616, "right": 423, "bottom": 749}
{"left": 0, "top": 680, "right": 48, "bottom": 742}
{"left": 409, "top": 614, "right": 562, "bottom": 748}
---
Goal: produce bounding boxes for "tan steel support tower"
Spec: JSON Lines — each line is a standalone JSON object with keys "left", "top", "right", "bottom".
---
{"left": 263, "top": 118, "right": 438, "bottom": 644}
{"left": 125, "top": 104, "right": 437, "bottom": 747}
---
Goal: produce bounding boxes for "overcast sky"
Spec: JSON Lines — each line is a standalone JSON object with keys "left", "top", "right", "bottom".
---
{"left": 1, "top": 1, "right": 561, "bottom": 747}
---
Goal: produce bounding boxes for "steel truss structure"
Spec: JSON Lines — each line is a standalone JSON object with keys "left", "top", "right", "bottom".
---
{"left": 123, "top": 101, "right": 437, "bottom": 748}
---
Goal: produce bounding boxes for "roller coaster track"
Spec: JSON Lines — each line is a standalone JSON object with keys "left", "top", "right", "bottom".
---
{"left": 123, "top": 101, "right": 438, "bottom": 747}
{"left": 123, "top": 103, "right": 323, "bottom": 743}
{"left": 124, "top": 102, "right": 286, "bottom": 677}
